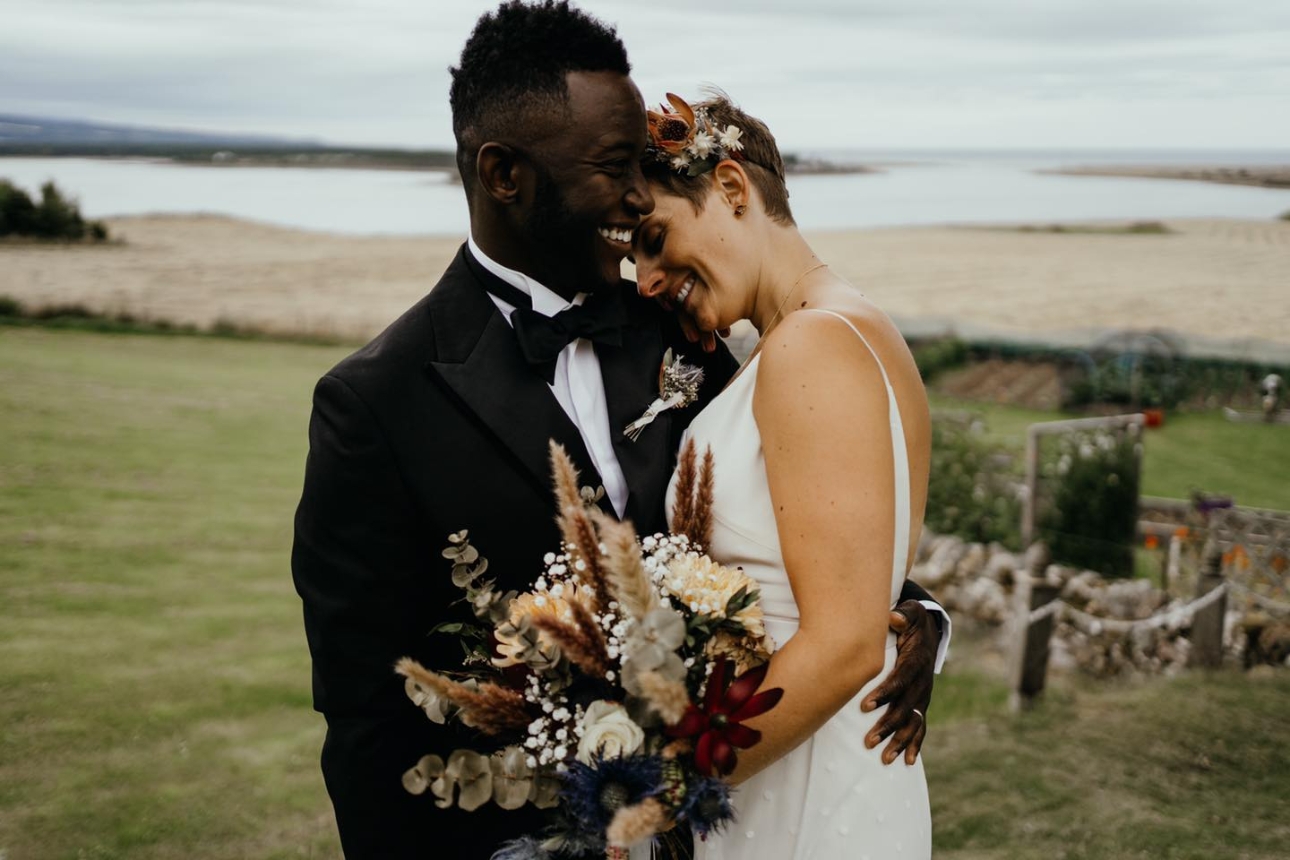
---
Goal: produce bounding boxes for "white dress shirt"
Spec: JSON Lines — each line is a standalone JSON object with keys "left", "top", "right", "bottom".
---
{"left": 469, "top": 236, "right": 630, "bottom": 518}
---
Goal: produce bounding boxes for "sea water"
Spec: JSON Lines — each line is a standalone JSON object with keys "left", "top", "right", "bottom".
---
{"left": 1, "top": 150, "right": 1287, "bottom": 236}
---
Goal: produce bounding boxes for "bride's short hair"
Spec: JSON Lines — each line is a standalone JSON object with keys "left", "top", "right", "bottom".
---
{"left": 643, "top": 92, "right": 794, "bottom": 225}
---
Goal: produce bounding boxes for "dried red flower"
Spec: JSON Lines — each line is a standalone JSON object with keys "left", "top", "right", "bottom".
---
{"left": 647, "top": 93, "right": 697, "bottom": 155}
{"left": 665, "top": 659, "right": 783, "bottom": 776}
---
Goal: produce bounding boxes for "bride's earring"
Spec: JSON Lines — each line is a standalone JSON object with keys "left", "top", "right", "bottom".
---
{"left": 735, "top": 204, "right": 747, "bottom": 218}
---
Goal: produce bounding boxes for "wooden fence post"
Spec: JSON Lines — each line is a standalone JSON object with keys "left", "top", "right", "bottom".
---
{"left": 1189, "top": 541, "right": 1227, "bottom": 669}
{"left": 1010, "top": 577, "right": 1061, "bottom": 711}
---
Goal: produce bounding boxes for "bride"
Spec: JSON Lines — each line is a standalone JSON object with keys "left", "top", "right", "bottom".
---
{"left": 633, "top": 93, "right": 933, "bottom": 858}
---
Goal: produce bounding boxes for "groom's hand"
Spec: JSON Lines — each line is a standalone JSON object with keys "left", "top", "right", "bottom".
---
{"left": 861, "top": 599, "right": 936, "bottom": 765}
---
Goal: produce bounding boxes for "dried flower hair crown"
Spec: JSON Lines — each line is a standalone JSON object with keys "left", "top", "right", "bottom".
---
{"left": 646, "top": 93, "right": 745, "bottom": 177}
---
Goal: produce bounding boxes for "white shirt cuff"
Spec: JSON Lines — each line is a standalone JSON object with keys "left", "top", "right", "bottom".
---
{"left": 919, "top": 599, "right": 952, "bottom": 674}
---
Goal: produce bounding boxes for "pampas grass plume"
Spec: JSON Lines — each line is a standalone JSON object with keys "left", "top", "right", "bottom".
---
{"left": 606, "top": 797, "right": 669, "bottom": 848}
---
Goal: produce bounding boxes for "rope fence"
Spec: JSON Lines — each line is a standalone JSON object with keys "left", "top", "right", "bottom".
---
{"left": 1227, "top": 580, "right": 1290, "bottom": 615}
{"left": 1026, "top": 580, "right": 1232, "bottom": 634}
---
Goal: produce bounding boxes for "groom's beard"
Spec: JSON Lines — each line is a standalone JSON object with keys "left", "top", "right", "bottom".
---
{"left": 522, "top": 165, "right": 611, "bottom": 293}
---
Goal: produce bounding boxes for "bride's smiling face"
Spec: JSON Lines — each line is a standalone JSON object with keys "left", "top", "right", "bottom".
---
{"left": 632, "top": 182, "right": 759, "bottom": 334}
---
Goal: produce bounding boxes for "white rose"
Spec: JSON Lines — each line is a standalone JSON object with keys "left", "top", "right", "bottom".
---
{"left": 575, "top": 701, "right": 644, "bottom": 764}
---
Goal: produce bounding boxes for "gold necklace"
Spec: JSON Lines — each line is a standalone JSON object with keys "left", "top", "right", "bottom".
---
{"left": 737, "top": 261, "right": 830, "bottom": 372}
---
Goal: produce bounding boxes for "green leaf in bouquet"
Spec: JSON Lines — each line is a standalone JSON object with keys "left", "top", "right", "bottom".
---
{"left": 723, "top": 585, "right": 748, "bottom": 616}
{"left": 430, "top": 621, "right": 466, "bottom": 636}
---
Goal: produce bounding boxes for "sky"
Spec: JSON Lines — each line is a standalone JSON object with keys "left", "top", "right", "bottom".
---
{"left": 3, "top": 0, "right": 1289, "bottom": 151}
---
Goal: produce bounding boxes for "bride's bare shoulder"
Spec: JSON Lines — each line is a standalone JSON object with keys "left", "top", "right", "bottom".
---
{"left": 757, "top": 293, "right": 911, "bottom": 377}
{"left": 754, "top": 297, "right": 928, "bottom": 431}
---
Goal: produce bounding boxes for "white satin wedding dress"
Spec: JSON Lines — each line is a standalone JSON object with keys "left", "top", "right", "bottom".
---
{"left": 664, "top": 309, "right": 931, "bottom": 860}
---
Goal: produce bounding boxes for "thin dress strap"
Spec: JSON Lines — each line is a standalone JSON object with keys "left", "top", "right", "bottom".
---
{"left": 801, "top": 309, "right": 911, "bottom": 585}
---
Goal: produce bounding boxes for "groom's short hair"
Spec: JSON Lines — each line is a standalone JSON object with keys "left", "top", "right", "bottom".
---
{"left": 449, "top": 1, "right": 631, "bottom": 188}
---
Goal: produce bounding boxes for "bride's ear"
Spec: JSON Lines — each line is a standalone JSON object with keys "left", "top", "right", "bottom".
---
{"left": 711, "top": 160, "right": 751, "bottom": 217}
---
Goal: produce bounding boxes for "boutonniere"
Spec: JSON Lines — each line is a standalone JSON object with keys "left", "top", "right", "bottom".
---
{"left": 623, "top": 349, "right": 705, "bottom": 441}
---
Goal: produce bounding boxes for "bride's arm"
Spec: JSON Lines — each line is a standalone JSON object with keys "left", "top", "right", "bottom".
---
{"left": 730, "top": 311, "right": 905, "bottom": 784}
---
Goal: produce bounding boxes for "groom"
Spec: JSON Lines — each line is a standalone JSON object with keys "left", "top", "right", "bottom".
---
{"left": 292, "top": 3, "right": 946, "bottom": 858}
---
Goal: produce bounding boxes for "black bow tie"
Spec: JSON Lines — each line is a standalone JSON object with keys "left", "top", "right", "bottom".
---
{"left": 478, "top": 270, "right": 627, "bottom": 383}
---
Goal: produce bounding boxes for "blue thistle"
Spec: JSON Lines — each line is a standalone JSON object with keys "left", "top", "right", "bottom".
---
{"left": 678, "top": 775, "right": 735, "bottom": 839}
{"left": 558, "top": 753, "right": 665, "bottom": 835}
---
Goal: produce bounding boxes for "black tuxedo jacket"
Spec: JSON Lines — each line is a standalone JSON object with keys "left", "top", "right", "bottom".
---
{"left": 292, "top": 245, "right": 738, "bottom": 858}
{"left": 292, "top": 245, "right": 936, "bottom": 858}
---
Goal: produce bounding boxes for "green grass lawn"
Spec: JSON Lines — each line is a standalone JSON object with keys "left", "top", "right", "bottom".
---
{"left": 3, "top": 329, "right": 1287, "bottom": 858}
{"left": 930, "top": 394, "right": 1290, "bottom": 511}
{"left": 929, "top": 664, "right": 1290, "bottom": 860}
{"left": 1, "top": 329, "right": 350, "bottom": 859}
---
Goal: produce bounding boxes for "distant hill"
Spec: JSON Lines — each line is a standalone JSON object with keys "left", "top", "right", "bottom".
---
{"left": 0, "top": 114, "right": 321, "bottom": 147}
{"left": 0, "top": 114, "right": 456, "bottom": 170}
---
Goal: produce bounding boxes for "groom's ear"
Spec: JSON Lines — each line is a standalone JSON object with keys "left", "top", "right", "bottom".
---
{"left": 712, "top": 160, "right": 751, "bottom": 215}
{"left": 477, "top": 142, "right": 522, "bottom": 205}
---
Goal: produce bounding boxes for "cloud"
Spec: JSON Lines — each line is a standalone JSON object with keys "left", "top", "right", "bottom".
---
{"left": 2, "top": 0, "right": 1288, "bottom": 148}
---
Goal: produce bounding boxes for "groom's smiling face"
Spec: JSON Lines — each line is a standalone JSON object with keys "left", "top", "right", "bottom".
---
{"left": 518, "top": 71, "right": 654, "bottom": 292}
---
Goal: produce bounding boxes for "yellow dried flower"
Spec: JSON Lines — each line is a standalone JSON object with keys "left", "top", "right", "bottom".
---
{"left": 661, "top": 553, "right": 765, "bottom": 638}
{"left": 494, "top": 583, "right": 596, "bottom": 668}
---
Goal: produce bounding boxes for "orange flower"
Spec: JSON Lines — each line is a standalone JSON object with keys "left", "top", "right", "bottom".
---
{"left": 1173, "top": 527, "right": 1190, "bottom": 539}
{"left": 647, "top": 93, "right": 697, "bottom": 155}
{"left": 1144, "top": 534, "right": 1160, "bottom": 550}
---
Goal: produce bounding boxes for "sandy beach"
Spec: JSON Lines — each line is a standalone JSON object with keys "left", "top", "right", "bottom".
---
{"left": 2, "top": 214, "right": 1288, "bottom": 352}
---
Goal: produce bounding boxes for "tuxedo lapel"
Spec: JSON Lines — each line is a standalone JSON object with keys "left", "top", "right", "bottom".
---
{"left": 598, "top": 293, "right": 672, "bottom": 530}
{"left": 425, "top": 247, "right": 604, "bottom": 502}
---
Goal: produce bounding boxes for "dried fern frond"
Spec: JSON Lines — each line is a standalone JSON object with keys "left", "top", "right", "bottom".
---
{"left": 590, "top": 508, "right": 656, "bottom": 622}
{"left": 549, "top": 441, "right": 613, "bottom": 612}
{"left": 548, "top": 441, "right": 584, "bottom": 516}
{"left": 670, "top": 437, "right": 698, "bottom": 538}
{"left": 394, "top": 658, "right": 529, "bottom": 735}
{"left": 637, "top": 669, "right": 691, "bottom": 724}
{"left": 690, "top": 446, "right": 716, "bottom": 549}
{"left": 531, "top": 598, "right": 610, "bottom": 677}
{"left": 567, "top": 503, "right": 613, "bottom": 613}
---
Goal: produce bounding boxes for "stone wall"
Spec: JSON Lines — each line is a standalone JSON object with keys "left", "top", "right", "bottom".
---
{"left": 914, "top": 532, "right": 1283, "bottom": 677}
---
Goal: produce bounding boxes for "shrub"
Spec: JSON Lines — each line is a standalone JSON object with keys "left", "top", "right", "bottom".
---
{"left": 0, "top": 179, "right": 38, "bottom": 236}
{"left": 1037, "top": 427, "right": 1141, "bottom": 578}
{"left": 1280, "top": 210, "right": 1290, "bottom": 221}
{"left": 912, "top": 337, "right": 968, "bottom": 382}
{"left": 0, "top": 178, "right": 108, "bottom": 241}
{"left": 926, "top": 415, "right": 1023, "bottom": 548}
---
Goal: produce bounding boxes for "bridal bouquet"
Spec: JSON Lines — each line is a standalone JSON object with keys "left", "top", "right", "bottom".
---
{"left": 396, "top": 440, "right": 782, "bottom": 859}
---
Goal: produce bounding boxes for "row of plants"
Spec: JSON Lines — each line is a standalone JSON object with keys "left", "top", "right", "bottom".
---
{"left": 925, "top": 415, "right": 1024, "bottom": 549}
{"left": 912, "top": 335, "right": 1288, "bottom": 412}
{"left": 0, "top": 178, "right": 108, "bottom": 241}
{"left": 0, "top": 295, "right": 345, "bottom": 345}
{"left": 1035, "top": 425, "right": 1142, "bottom": 578}
{"left": 926, "top": 412, "right": 1143, "bottom": 578}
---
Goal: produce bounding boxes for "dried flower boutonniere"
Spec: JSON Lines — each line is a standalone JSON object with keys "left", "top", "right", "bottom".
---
{"left": 623, "top": 349, "right": 704, "bottom": 441}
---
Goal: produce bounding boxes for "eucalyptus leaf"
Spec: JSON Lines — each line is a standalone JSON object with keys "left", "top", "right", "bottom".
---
{"left": 402, "top": 753, "right": 445, "bottom": 796}
{"left": 446, "top": 749, "right": 493, "bottom": 812}
{"left": 490, "top": 746, "right": 534, "bottom": 810}
{"left": 430, "top": 622, "right": 466, "bottom": 636}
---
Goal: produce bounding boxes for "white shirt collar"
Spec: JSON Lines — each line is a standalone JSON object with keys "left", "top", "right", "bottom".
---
{"left": 468, "top": 234, "right": 586, "bottom": 316}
